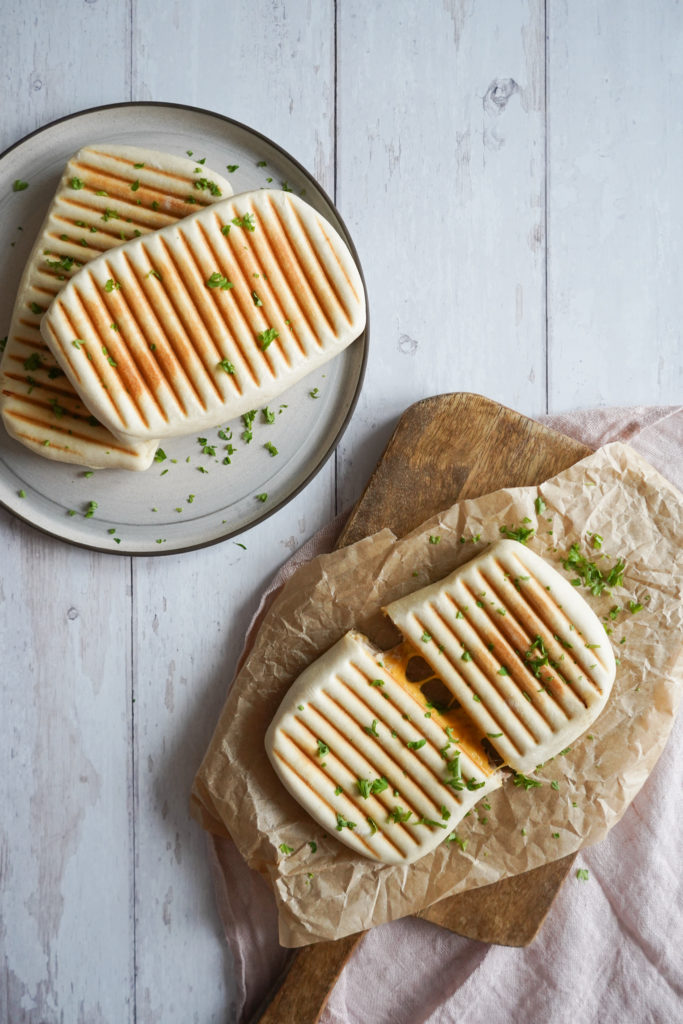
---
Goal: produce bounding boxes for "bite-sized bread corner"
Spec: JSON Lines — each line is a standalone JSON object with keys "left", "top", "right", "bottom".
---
{"left": 40, "top": 189, "right": 366, "bottom": 445}
{"left": 266, "top": 540, "right": 616, "bottom": 864}
{"left": 0, "top": 143, "right": 232, "bottom": 470}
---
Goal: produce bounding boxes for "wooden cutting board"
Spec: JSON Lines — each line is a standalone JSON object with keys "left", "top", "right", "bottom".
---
{"left": 255, "top": 393, "right": 591, "bottom": 1024}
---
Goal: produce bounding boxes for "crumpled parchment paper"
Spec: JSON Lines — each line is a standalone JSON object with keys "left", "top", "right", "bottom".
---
{"left": 191, "top": 442, "right": 683, "bottom": 947}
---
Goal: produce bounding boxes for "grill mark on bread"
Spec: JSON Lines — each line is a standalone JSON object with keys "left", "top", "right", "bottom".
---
{"left": 286, "top": 198, "right": 357, "bottom": 323}
{"left": 80, "top": 263, "right": 157, "bottom": 428}
{"left": 295, "top": 704, "right": 423, "bottom": 850}
{"left": 191, "top": 221, "right": 275, "bottom": 382}
{"left": 211, "top": 217, "right": 298, "bottom": 369}
{"left": 271, "top": 745, "right": 386, "bottom": 857}
{"left": 264, "top": 195, "right": 340, "bottom": 337}
{"left": 320, "top": 684, "right": 460, "bottom": 822}
{"left": 410, "top": 605, "right": 538, "bottom": 753}
{"left": 154, "top": 235, "right": 229, "bottom": 402}
{"left": 455, "top": 581, "right": 561, "bottom": 733}
{"left": 279, "top": 721, "right": 412, "bottom": 856}
{"left": 250, "top": 204, "right": 330, "bottom": 346}
{"left": 478, "top": 563, "right": 594, "bottom": 709}
{"left": 211, "top": 210, "right": 307, "bottom": 364}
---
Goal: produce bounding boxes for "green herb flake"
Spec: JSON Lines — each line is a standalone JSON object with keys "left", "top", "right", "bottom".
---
{"left": 257, "top": 326, "right": 279, "bottom": 350}
{"left": 104, "top": 279, "right": 120, "bottom": 293}
{"left": 367, "top": 817, "right": 378, "bottom": 835}
{"left": 316, "top": 739, "right": 329, "bottom": 758}
{"left": 17, "top": 489, "right": 26, "bottom": 498}
{"left": 226, "top": 164, "right": 239, "bottom": 173}
{"left": 309, "top": 387, "right": 320, "bottom": 399}
{"left": 535, "top": 496, "right": 546, "bottom": 514}
{"left": 206, "top": 272, "right": 233, "bottom": 290}
{"left": 512, "top": 773, "right": 542, "bottom": 791}
{"left": 154, "top": 448, "right": 167, "bottom": 463}
{"left": 364, "top": 719, "right": 379, "bottom": 738}
{"left": 421, "top": 630, "right": 431, "bottom": 643}
{"left": 308, "top": 841, "right": 317, "bottom": 853}
{"left": 371, "top": 777, "right": 388, "bottom": 795}
{"left": 217, "top": 358, "right": 235, "bottom": 374}
{"left": 499, "top": 523, "right": 535, "bottom": 544}
{"left": 231, "top": 212, "right": 256, "bottom": 231}
{"left": 461, "top": 650, "right": 472, "bottom": 662}
{"left": 628, "top": 600, "right": 644, "bottom": 614}
{"left": 356, "top": 778, "right": 371, "bottom": 799}
{"left": 429, "top": 535, "right": 441, "bottom": 545}
{"left": 335, "top": 814, "right": 356, "bottom": 832}
{"left": 279, "top": 843, "right": 293, "bottom": 855}
{"left": 576, "top": 868, "right": 590, "bottom": 881}
{"left": 487, "top": 731, "right": 503, "bottom": 738}
{"left": 497, "top": 666, "right": 509, "bottom": 676}
{"left": 264, "top": 441, "right": 278, "bottom": 457}
{"left": 251, "top": 290, "right": 263, "bottom": 306}
{"left": 407, "top": 738, "right": 426, "bottom": 750}
{"left": 551, "top": 780, "right": 560, "bottom": 791}
{"left": 388, "top": 806, "right": 412, "bottom": 824}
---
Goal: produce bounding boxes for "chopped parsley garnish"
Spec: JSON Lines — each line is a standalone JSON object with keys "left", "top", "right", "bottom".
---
{"left": 18, "top": 489, "right": 26, "bottom": 498}
{"left": 251, "top": 290, "right": 263, "bottom": 306}
{"left": 335, "top": 814, "right": 356, "bottom": 832}
{"left": 84, "top": 500, "right": 98, "bottom": 518}
{"left": 315, "top": 739, "right": 329, "bottom": 757}
{"left": 308, "top": 841, "right": 317, "bottom": 853}
{"left": 461, "top": 650, "right": 472, "bottom": 662}
{"left": 487, "top": 732, "right": 503, "bottom": 738}
{"left": 421, "top": 630, "right": 431, "bottom": 643}
{"left": 262, "top": 406, "right": 275, "bottom": 424}
{"left": 257, "top": 326, "right": 279, "bottom": 350}
{"left": 217, "top": 358, "right": 235, "bottom": 374}
{"left": 367, "top": 817, "right": 378, "bottom": 835}
{"left": 364, "top": 719, "right": 379, "bottom": 738}
{"left": 356, "top": 779, "right": 372, "bottom": 799}
{"left": 264, "top": 441, "right": 278, "bottom": 456}
{"left": 193, "top": 177, "right": 222, "bottom": 196}
{"left": 369, "top": 678, "right": 384, "bottom": 687}
{"left": 551, "top": 780, "right": 559, "bottom": 791}
{"left": 154, "top": 448, "right": 167, "bottom": 462}
{"left": 206, "top": 272, "right": 233, "bottom": 290}
{"left": 418, "top": 818, "right": 447, "bottom": 829}
{"left": 512, "top": 772, "right": 542, "bottom": 790}
{"left": 232, "top": 212, "right": 256, "bottom": 231}
{"left": 407, "top": 738, "right": 426, "bottom": 750}
{"left": 23, "top": 352, "right": 43, "bottom": 372}
{"left": 562, "top": 542, "right": 625, "bottom": 595}
{"left": 628, "top": 600, "right": 643, "bottom": 614}
{"left": 429, "top": 535, "right": 441, "bottom": 545}
{"left": 256, "top": 493, "right": 268, "bottom": 502}
{"left": 309, "top": 387, "right": 319, "bottom": 399}
{"left": 497, "top": 666, "right": 509, "bottom": 676}
{"left": 226, "top": 164, "right": 239, "bottom": 173}
{"left": 499, "top": 523, "right": 535, "bottom": 544}
{"left": 371, "top": 777, "right": 388, "bottom": 794}
{"left": 388, "top": 806, "right": 412, "bottom": 824}
{"left": 29, "top": 302, "right": 45, "bottom": 315}
{"left": 576, "top": 868, "right": 589, "bottom": 881}
{"left": 534, "top": 496, "right": 546, "bottom": 514}
{"left": 256, "top": 160, "right": 267, "bottom": 167}
{"left": 12, "top": 179, "right": 29, "bottom": 191}
{"left": 104, "top": 279, "right": 120, "bottom": 293}
{"left": 334, "top": 785, "right": 343, "bottom": 796}
{"left": 278, "top": 843, "right": 293, "bottom": 855}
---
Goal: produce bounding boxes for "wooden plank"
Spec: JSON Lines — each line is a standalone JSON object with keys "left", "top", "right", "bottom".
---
{"left": 334, "top": 0, "right": 547, "bottom": 511}
{"left": 0, "top": 0, "right": 132, "bottom": 153}
{"left": 547, "top": 0, "right": 683, "bottom": 409}
{"left": 0, "top": 4, "right": 135, "bottom": 1022}
{"left": 129, "top": 2, "right": 337, "bottom": 1020}
{"left": 0, "top": 514, "right": 134, "bottom": 1024}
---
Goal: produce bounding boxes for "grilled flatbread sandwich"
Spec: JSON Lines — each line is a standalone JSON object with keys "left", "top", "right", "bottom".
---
{"left": 266, "top": 540, "right": 616, "bottom": 864}
{"left": 40, "top": 189, "right": 366, "bottom": 443}
{"left": 0, "top": 144, "right": 232, "bottom": 469}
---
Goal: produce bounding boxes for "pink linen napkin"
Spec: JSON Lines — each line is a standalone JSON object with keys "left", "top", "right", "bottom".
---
{"left": 206, "top": 405, "right": 682, "bottom": 1024}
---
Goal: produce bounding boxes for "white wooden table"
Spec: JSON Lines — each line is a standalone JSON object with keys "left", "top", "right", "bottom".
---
{"left": 1, "top": 2, "right": 680, "bottom": 1021}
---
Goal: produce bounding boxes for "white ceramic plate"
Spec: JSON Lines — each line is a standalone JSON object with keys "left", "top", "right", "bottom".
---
{"left": 0, "top": 103, "right": 367, "bottom": 555}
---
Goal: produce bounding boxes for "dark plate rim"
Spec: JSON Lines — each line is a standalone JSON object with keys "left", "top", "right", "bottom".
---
{"left": 0, "top": 100, "right": 369, "bottom": 557}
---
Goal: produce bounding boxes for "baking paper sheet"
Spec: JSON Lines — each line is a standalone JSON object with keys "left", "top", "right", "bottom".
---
{"left": 191, "top": 443, "right": 683, "bottom": 946}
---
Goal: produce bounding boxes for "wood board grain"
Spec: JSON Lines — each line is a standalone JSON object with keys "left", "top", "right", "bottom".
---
{"left": 256, "top": 392, "right": 591, "bottom": 1023}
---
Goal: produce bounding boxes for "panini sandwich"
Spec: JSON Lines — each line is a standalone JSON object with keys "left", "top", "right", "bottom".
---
{"left": 266, "top": 540, "right": 616, "bottom": 864}
{"left": 40, "top": 190, "right": 366, "bottom": 444}
{"left": 0, "top": 144, "right": 232, "bottom": 469}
